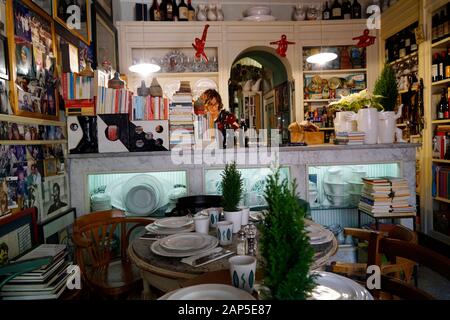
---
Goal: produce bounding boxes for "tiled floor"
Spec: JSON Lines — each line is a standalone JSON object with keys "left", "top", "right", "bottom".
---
{"left": 417, "top": 266, "right": 450, "bottom": 300}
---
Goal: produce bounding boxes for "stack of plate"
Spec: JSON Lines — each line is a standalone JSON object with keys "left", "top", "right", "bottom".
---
{"left": 158, "top": 284, "right": 256, "bottom": 300}
{"left": 306, "top": 224, "right": 335, "bottom": 252}
{"left": 309, "top": 271, "right": 373, "bottom": 300}
{"left": 150, "top": 233, "right": 218, "bottom": 257}
{"left": 145, "top": 216, "right": 195, "bottom": 235}
{"left": 90, "top": 193, "right": 112, "bottom": 211}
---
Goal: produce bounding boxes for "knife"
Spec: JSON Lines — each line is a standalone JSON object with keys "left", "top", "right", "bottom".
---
{"left": 192, "top": 249, "right": 235, "bottom": 267}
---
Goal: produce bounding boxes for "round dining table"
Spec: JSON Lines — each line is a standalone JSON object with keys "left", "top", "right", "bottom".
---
{"left": 128, "top": 219, "right": 338, "bottom": 299}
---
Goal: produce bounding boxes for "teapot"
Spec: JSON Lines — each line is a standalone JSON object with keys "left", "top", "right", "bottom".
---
{"left": 378, "top": 104, "right": 403, "bottom": 144}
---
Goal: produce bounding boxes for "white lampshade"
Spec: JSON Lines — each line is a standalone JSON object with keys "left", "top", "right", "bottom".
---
{"left": 306, "top": 52, "right": 338, "bottom": 65}
{"left": 129, "top": 62, "right": 161, "bottom": 75}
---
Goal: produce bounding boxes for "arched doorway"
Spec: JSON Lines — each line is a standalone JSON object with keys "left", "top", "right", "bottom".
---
{"left": 229, "top": 47, "right": 293, "bottom": 144}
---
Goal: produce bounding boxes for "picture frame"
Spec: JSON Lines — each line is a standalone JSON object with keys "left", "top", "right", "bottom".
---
{"left": 43, "top": 158, "right": 57, "bottom": 177}
{"left": 30, "top": 0, "right": 52, "bottom": 16}
{"left": 0, "top": 207, "right": 38, "bottom": 265}
{"left": 53, "top": 0, "right": 91, "bottom": 45}
{"left": 0, "top": 78, "right": 9, "bottom": 115}
{"left": 38, "top": 173, "right": 70, "bottom": 223}
{"left": 94, "top": 5, "right": 117, "bottom": 71}
{"left": 0, "top": 0, "right": 6, "bottom": 37}
{"left": 9, "top": 0, "right": 59, "bottom": 121}
{"left": 37, "top": 207, "right": 76, "bottom": 259}
{"left": 96, "top": 0, "right": 112, "bottom": 20}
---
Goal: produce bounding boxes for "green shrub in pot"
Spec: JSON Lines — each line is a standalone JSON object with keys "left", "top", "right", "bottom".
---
{"left": 221, "top": 162, "right": 244, "bottom": 233}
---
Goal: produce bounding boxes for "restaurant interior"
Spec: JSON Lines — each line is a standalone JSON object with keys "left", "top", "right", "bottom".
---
{"left": 0, "top": 0, "right": 449, "bottom": 302}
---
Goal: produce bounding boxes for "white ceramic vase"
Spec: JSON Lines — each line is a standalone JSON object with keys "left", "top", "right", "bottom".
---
{"left": 224, "top": 210, "right": 242, "bottom": 233}
{"left": 216, "top": 4, "right": 224, "bottom": 21}
{"left": 356, "top": 107, "right": 379, "bottom": 144}
{"left": 334, "top": 111, "right": 357, "bottom": 133}
{"left": 207, "top": 4, "right": 217, "bottom": 21}
{"left": 378, "top": 104, "right": 403, "bottom": 144}
{"left": 196, "top": 4, "right": 207, "bottom": 21}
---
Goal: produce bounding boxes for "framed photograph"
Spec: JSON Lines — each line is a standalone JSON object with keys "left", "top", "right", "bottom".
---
{"left": 0, "top": 0, "right": 6, "bottom": 37}
{"left": 69, "top": 42, "right": 79, "bottom": 73}
{"left": 95, "top": 12, "right": 117, "bottom": 71}
{"left": 96, "top": 0, "right": 112, "bottom": 19}
{"left": 37, "top": 207, "right": 76, "bottom": 259}
{"left": 39, "top": 174, "right": 70, "bottom": 223}
{"left": 54, "top": 0, "right": 91, "bottom": 45}
{"left": 0, "top": 208, "right": 39, "bottom": 265}
{"left": 43, "top": 158, "right": 57, "bottom": 177}
{"left": 31, "top": 0, "right": 52, "bottom": 16}
{"left": 0, "top": 35, "right": 8, "bottom": 79}
{"left": 0, "top": 78, "right": 10, "bottom": 114}
{"left": 11, "top": 0, "right": 59, "bottom": 120}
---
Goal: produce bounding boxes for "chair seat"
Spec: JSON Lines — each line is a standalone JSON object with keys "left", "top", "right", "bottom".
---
{"left": 85, "top": 260, "right": 142, "bottom": 296}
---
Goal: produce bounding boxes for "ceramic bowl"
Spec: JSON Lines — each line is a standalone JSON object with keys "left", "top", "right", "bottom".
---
{"left": 244, "top": 6, "right": 271, "bottom": 17}
{"left": 347, "top": 181, "right": 364, "bottom": 194}
{"left": 324, "top": 181, "right": 349, "bottom": 196}
{"left": 326, "top": 194, "right": 350, "bottom": 207}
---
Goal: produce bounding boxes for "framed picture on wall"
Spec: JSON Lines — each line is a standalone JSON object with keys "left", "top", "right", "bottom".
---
{"left": 11, "top": 0, "right": 59, "bottom": 120}
{"left": 94, "top": 6, "right": 117, "bottom": 71}
{"left": 43, "top": 158, "right": 57, "bottom": 177}
{"left": 0, "top": 35, "right": 8, "bottom": 79}
{"left": 38, "top": 174, "right": 70, "bottom": 223}
{"left": 31, "top": 0, "right": 52, "bottom": 16}
{"left": 53, "top": 0, "right": 91, "bottom": 45}
{"left": 0, "top": 0, "right": 6, "bottom": 37}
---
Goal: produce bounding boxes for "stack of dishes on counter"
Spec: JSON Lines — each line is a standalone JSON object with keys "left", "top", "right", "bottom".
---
{"left": 150, "top": 232, "right": 219, "bottom": 258}
{"left": 309, "top": 271, "right": 373, "bottom": 300}
{"left": 145, "top": 216, "right": 195, "bottom": 235}
{"left": 242, "top": 6, "right": 276, "bottom": 21}
{"left": 323, "top": 167, "right": 350, "bottom": 208}
{"left": 306, "top": 223, "right": 335, "bottom": 254}
{"left": 90, "top": 193, "right": 112, "bottom": 212}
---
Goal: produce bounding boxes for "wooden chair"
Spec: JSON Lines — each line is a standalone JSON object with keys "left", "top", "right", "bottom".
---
{"left": 368, "top": 237, "right": 450, "bottom": 300}
{"left": 72, "top": 209, "right": 153, "bottom": 299}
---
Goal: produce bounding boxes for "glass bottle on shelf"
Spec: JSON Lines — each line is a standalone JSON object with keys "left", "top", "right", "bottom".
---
{"left": 149, "top": 0, "right": 161, "bottom": 21}
{"left": 323, "top": 1, "right": 331, "bottom": 20}
{"left": 432, "top": 53, "right": 439, "bottom": 82}
{"left": 172, "top": 0, "right": 179, "bottom": 21}
{"left": 405, "top": 29, "right": 412, "bottom": 56}
{"left": 399, "top": 30, "right": 406, "bottom": 58}
{"left": 351, "top": 0, "right": 361, "bottom": 19}
{"left": 236, "top": 229, "right": 248, "bottom": 255}
{"left": 164, "top": 0, "right": 173, "bottom": 21}
{"left": 342, "top": 0, "right": 351, "bottom": 20}
{"left": 187, "top": 0, "right": 195, "bottom": 21}
{"left": 159, "top": 0, "right": 167, "bottom": 20}
{"left": 438, "top": 10, "right": 446, "bottom": 41}
{"left": 432, "top": 13, "right": 439, "bottom": 43}
{"left": 331, "top": 0, "right": 342, "bottom": 20}
{"left": 439, "top": 51, "right": 445, "bottom": 82}
{"left": 178, "top": 0, "right": 188, "bottom": 21}
{"left": 446, "top": 49, "right": 450, "bottom": 80}
{"left": 437, "top": 88, "right": 447, "bottom": 120}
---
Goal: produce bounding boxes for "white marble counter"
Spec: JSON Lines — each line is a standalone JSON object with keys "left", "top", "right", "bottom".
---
{"left": 68, "top": 143, "right": 420, "bottom": 217}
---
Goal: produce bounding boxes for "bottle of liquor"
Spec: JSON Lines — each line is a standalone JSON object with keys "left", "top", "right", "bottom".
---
{"left": 446, "top": 48, "right": 450, "bottom": 79}
{"left": 187, "top": 0, "right": 195, "bottom": 21}
{"left": 342, "top": 0, "right": 351, "bottom": 19}
{"left": 149, "top": 0, "right": 161, "bottom": 21}
{"left": 164, "top": 0, "right": 173, "bottom": 20}
{"left": 405, "top": 28, "right": 412, "bottom": 56}
{"left": 439, "top": 51, "right": 446, "bottom": 81}
{"left": 331, "top": 0, "right": 342, "bottom": 20}
{"left": 159, "top": 0, "right": 167, "bottom": 20}
{"left": 432, "top": 53, "right": 439, "bottom": 82}
{"left": 410, "top": 28, "right": 418, "bottom": 53}
{"left": 446, "top": 87, "right": 450, "bottom": 119}
{"left": 322, "top": 1, "right": 331, "bottom": 20}
{"left": 172, "top": 0, "right": 179, "bottom": 21}
{"left": 432, "top": 13, "right": 439, "bottom": 42}
{"left": 399, "top": 30, "right": 406, "bottom": 58}
{"left": 437, "top": 88, "right": 447, "bottom": 120}
{"left": 439, "top": 10, "right": 446, "bottom": 41}
{"left": 178, "top": 0, "right": 188, "bottom": 21}
{"left": 392, "top": 33, "right": 400, "bottom": 61}
{"left": 351, "top": 0, "right": 361, "bottom": 19}
{"left": 446, "top": 4, "right": 450, "bottom": 39}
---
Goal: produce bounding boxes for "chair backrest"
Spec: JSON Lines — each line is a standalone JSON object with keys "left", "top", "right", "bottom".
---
{"left": 169, "top": 195, "right": 222, "bottom": 216}
{"left": 72, "top": 210, "right": 152, "bottom": 272}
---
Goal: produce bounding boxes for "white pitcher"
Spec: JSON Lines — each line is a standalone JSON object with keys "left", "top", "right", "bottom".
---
{"left": 378, "top": 104, "right": 403, "bottom": 144}
{"left": 356, "top": 107, "right": 379, "bottom": 144}
{"left": 334, "top": 111, "right": 357, "bottom": 133}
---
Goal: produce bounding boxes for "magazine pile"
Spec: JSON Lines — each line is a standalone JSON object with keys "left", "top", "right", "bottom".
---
{"left": 1, "top": 244, "right": 73, "bottom": 300}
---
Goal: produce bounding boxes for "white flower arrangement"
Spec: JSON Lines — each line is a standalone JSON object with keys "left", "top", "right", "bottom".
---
{"left": 329, "top": 89, "right": 384, "bottom": 112}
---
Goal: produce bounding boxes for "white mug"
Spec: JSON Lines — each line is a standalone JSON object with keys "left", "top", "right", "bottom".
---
{"left": 193, "top": 215, "right": 209, "bottom": 234}
{"left": 206, "top": 207, "right": 221, "bottom": 227}
{"left": 216, "top": 221, "right": 233, "bottom": 245}
{"left": 228, "top": 255, "right": 257, "bottom": 293}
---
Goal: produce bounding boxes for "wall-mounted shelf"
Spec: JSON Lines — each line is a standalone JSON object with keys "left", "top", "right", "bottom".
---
{"left": 434, "top": 197, "right": 450, "bottom": 204}
{"left": 432, "top": 119, "right": 450, "bottom": 124}
{"left": 387, "top": 51, "right": 418, "bottom": 66}
{"left": 319, "top": 127, "right": 335, "bottom": 131}
{"left": 432, "top": 159, "right": 450, "bottom": 164}
{"left": 303, "top": 69, "right": 367, "bottom": 75}
{"left": 431, "top": 35, "right": 450, "bottom": 49}
{"left": 432, "top": 78, "right": 450, "bottom": 87}
{"left": 0, "top": 114, "right": 66, "bottom": 127}
{"left": 0, "top": 140, "right": 68, "bottom": 145}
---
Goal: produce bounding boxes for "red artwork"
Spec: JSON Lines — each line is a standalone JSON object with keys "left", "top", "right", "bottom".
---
{"left": 353, "top": 29, "right": 377, "bottom": 48}
{"left": 192, "top": 24, "right": 210, "bottom": 63}
{"left": 270, "top": 35, "right": 295, "bottom": 57}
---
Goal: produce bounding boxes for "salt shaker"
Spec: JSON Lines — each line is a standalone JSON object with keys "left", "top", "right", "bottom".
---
{"left": 236, "top": 229, "right": 248, "bottom": 255}
{"left": 246, "top": 224, "right": 257, "bottom": 256}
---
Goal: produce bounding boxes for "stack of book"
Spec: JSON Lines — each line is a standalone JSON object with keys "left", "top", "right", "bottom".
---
{"left": 61, "top": 73, "right": 94, "bottom": 100}
{"left": 96, "top": 87, "right": 133, "bottom": 116}
{"left": 132, "top": 95, "right": 169, "bottom": 120}
{"left": 169, "top": 81, "right": 194, "bottom": 149}
{"left": 347, "top": 132, "right": 365, "bottom": 145}
{"left": 334, "top": 132, "right": 349, "bottom": 145}
{"left": 358, "top": 177, "right": 416, "bottom": 216}
{"left": 1, "top": 244, "right": 72, "bottom": 300}
{"left": 65, "top": 99, "right": 96, "bottom": 116}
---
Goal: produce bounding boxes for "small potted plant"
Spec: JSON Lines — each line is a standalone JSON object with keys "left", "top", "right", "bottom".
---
{"left": 221, "top": 162, "right": 244, "bottom": 233}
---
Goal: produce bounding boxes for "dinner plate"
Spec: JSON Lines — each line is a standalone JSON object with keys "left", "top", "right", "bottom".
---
{"left": 306, "top": 225, "right": 328, "bottom": 242}
{"left": 154, "top": 217, "right": 194, "bottom": 229}
{"left": 162, "top": 284, "right": 256, "bottom": 300}
{"left": 328, "top": 77, "right": 342, "bottom": 90}
{"left": 145, "top": 223, "right": 195, "bottom": 235}
{"left": 151, "top": 235, "right": 218, "bottom": 257}
{"left": 309, "top": 271, "right": 373, "bottom": 300}
{"left": 159, "top": 233, "right": 209, "bottom": 252}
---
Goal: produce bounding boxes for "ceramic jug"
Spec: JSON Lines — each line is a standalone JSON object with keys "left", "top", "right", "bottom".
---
{"left": 207, "top": 4, "right": 217, "bottom": 21}
{"left": 196, "top": 4, "right": 207, "bottom": 21}
{"left": 334, "top": 111, "right": 357, "bottom": 133}
{"left": 216, "top": 4, "right": 224, "bottom": 21}
{"left": 292, "top": 5, "right": 306, "bottom": 21}
{"left": 356, "top": 107, "right": 379, "bottom": 144}
{"left": 378, "top": 104, "right": 403, "bottom": 144}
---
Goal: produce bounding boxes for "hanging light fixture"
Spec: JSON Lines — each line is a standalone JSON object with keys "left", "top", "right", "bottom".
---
{"left": 129, "top": 0, "right": 161, "bottom": 76}
{"left": 306, "top": 21, "right": 337, "bottom": 65}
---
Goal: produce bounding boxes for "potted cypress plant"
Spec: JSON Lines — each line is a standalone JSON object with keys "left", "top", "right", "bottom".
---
{"left": 258, "top": 170, "right": 316, "bottom": 300}
{"left": 221, "top": 162, "right": 244, "bottom": 233}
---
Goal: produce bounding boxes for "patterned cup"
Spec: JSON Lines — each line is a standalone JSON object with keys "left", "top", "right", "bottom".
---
{"left": 206, "top": 207, "right": 221, "bottom": 228}
{"left": 216, "top": 221, "right": 233, "bottom": 246}
{"left": 228, "top": 255, "right": 257, "bottom": 293}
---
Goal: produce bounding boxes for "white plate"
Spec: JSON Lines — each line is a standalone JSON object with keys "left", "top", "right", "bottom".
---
{"left": 159, "top": 233, "right": 209, "bottom": 251}
{"left": 306, "top": 225, "right": 328, "bottom": 242}
{"left": 193, "top": 78, "right": 218, "bottom": 100}
{"left": 151, "top": 235, "right": 218, "bottom": 257}
{"left": 154, "top": 217, "right": 194, "bottom": 229}
{"left": 145, "top": 223, "right": 195, "bottom": 235}
{"left": 242, "top": 15, "right": 276, "bottom": 21}
{"left": 309, "top": 271, "right": 373, "bottom": 300}
{"left": 163, "top": 284, "right": 256, "bottom": 300}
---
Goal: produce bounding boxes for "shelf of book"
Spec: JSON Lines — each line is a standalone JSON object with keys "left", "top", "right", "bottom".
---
{"left": 0, "top": 140, "right": 67, "bottom": 145}
{"left": 433, "top": 196, "right": 450, "bottom": 204}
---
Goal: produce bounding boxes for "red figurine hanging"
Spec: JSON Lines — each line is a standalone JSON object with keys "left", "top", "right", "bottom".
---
{"left": 353, "top": 29, "right": 376, "bottom": 48}
{"left": 270, "top": 34, "right": 295, "bottom": 57}
{"left": 192, "top": 24, "right": 210, "bottom": 63}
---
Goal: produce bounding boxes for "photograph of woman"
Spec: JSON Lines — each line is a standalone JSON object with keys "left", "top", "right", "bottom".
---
{"left": 15, "top": 42, "right": 34, "bottom": 78}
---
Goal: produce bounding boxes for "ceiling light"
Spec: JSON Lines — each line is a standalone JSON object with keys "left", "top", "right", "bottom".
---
{"left": 129, "top": 62, "right": 161, "bottom": 75}
{"left": 306, "top": 52, "right": 338, "bottom": 65}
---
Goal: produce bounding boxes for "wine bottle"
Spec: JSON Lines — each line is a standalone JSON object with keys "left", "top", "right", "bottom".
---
{"left": 322, "top": 1, "right": 331, "bottom": 20}
{"left": 331, "top": 0, "right": 342, "bottom": 20}
{"left": 149, "top": 0, "right": 161, "bottom": 21}
{"left": 446, "top": 4, "right": 450, "bottom": 39}
{"left": 159, "top": 0, "right": 167, "bottom": 20}
{"left": 342, "top": 0, "right": 351, "bottom": 19}
{"left": 437, "top": 88, "right": 446, "bottom": 120}
{"left": 432, "top": 53, "right": 439, "bottom": 82}
{"left": 172, "top": 0, "right": 179, "bottom": 21}
{"left": 178, "top": 0, "right": 188, "bottom": 21}
{"left": 351, "top": 0, "right": 361, "bottom": 19}
{"left": 399, "top": 30, "right": 406, "bottom": 58}
{"left": 446, "top": 48, "right": 450, "bottom": 79}
{"left": 405, "top": 28, "right": 411, "bottom": 56}
{"left": 446, "top": 87, "right": 450, "bottom": 119}
{"left": 432, "top": 13, "right": 439, "bottom": 43}
{"left": 410, "top": 27, "right": 418, "bottom": 53}
{"left": 165, "top": 0, "right": 173, "bottom": 20}
{"left": 439, "top": 51, "right": 445, "bottom": 81}
{"left": 187, "top": 0, "right": 195, "bottom": 21}
{"left": 392, "top": 33, "right": 400, "bottom": 61}
{"left": 439, "top": 10, "right": 446, "bottom": 41}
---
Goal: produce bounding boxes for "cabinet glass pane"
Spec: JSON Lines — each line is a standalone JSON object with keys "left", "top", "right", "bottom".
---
{"left": 204, "top": 167, "right": 290, "bottom": 208}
